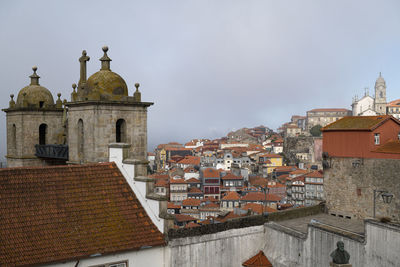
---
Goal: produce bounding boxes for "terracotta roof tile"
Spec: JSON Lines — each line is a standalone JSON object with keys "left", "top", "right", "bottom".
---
{"left": 182, "top": 198, "right": 201, "bottom": 206}
{"left": 372, "top": 140, "right": 400, "bottom": 154}
{"left": 154, "top": 179, "right": 169, "bottom": 187}
{"left": 221, "top": 191, "right": 241, "bottom": 201}
{"left": 241, "top": 192, "right": 281, "bottom": 202}
{"left": 188, "top": 187, "right": 203, "bottom": 194}
{"left": 305, "top": 170, "right": 324, "bottom": 178}
{"left": 221, "top": 173, "right": 243, "bottom": 180}
{"left": 322, "top": 115, "right": 399, "bottom": 131}
{"left": 241, "top": 203, "right": 277, "bottom": 214}
{"left": 0, "top": 163, "right": 165, "bottom": 267}
{"left": 185, "top": 222, "right": 201, "bottom": 228}
{"left": 243, "top": 250, "right": 273, "bottom": 267}
{"left": 186, "top": 177, "right": 200, "bottom": 183}
{"left": 169, "top": 178, "right": 187, "bottom": 184}
{"left": 178, "top": 156, "right": 200, "bottom": 166}
{"left": 203, "top": 168, "right": 220, "bottom": 178}
{"left": 174, "top": 214, "right": 197, "bottom": 222}
{"left": 167, "top": 202, "right": 181, "bottom": 209}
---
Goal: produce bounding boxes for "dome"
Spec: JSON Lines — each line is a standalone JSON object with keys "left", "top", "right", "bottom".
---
{"left": 85, "top": 70, "right": 128, "bottom": 101}
{"left": 81, "top": 46, "right": 128, "bottom": 101}
{"left": 16, "top": 66, "right": 55, "bottom": 108}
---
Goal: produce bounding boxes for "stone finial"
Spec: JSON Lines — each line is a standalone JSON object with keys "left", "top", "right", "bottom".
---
{"left": 29, "top": 66, "right": 40, "bottom": 85}
{"left": 100, "top": 46, "right": 112, "bottom": 71}
{"left": 9, "top": 94, "right": 15, "bottom": 108}
{"left": 133, "top": 82, "right": 141, "bottom": 102}
{"left": 71, "top": 83, "right": 78, "bottom": 102}
{"left": 56, "top": 93, "right": 62, "bottom": 108}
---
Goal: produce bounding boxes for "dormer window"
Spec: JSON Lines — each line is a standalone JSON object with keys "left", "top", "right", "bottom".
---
{"left": 374, "top": 133, "right": 380, "bottom": 145}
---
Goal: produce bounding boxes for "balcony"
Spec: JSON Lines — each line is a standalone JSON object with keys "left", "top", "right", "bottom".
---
{"left": 35, "top": 144, "right": 69, "bottom": 160}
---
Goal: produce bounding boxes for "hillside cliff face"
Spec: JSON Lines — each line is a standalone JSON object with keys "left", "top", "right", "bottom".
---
{"left": 283, "top": 137, "right": 322, "bottom": 166}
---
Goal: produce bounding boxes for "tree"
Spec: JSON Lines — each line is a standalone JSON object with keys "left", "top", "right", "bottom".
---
{"left": 309, "top": 125, "right": 322, "bottom": 137}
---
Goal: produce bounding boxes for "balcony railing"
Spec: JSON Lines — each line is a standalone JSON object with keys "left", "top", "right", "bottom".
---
{"left": 35, "top": 144, "right": 69, "bottom": 160}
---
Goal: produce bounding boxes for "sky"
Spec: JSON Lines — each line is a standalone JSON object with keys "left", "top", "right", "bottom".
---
{"left": 0, "top": 0, "right": 399, "bottom": 160}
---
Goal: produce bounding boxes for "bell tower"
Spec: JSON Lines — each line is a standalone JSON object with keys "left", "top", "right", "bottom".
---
{"left": 374, "top": 72, "right": 387, "bottom": 115}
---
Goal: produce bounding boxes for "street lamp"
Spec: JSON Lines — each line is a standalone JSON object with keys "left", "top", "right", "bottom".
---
{"left": 257, "top": 185, "right": 270, "bottom": 215}
{"left": 373, "top": 189, "right": 394, "bottom": 218}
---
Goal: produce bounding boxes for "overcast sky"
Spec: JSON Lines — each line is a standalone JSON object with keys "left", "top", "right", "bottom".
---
{"left": 0, "top": 0, "right": 399, "bottom": 160}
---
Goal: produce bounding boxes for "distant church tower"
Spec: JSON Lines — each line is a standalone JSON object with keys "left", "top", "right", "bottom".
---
{"left": 66, "top": 46, "right": 153, "bottom": 175}
{"left": 374, "top": 72, "right": 387, "bottom": 115}
{"left": 2, "top": 67, "right": 64, "bottom": 167}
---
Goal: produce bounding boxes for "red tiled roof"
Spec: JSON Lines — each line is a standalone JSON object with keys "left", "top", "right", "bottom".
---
{"left": 0, "top": 163, "right": 165, "bottom": 267}
{"left": 305, "top": 170, "right": 324, "bottom": 178}
{"left": 289, "top": 169, "right": 309, "bottom": 175}
{"left": 174, "top": 214, "right": 197, "bottom": 222}
{"left": 201, "top": 203, "right": 220, "bottom": 209}
{"left": 221, "top": 173, "right": 243, "bottom": 180}
{"left": 203, "top": 168, "right": 220, "bottom": 178}
{"left": 222, "top": 191, "right": 241, "bottom": 201}
{"left": 202, "top": 196, "right": 219, "bottom": 203}
{"left": 169, "top": 178, "right": 187, "bottom": 184}
{"left": 167, "top": 202, "right": 181, "bottom": 209}
{"left": 241, "top": 192, "right": 281, "bottom": 202}
{"left": 258, "top": 153, "right": 283, "bottom": 158}
{"left": 322, "top": 115, "right": 400, "bottom": 131}
{"left": 178, "top": 156, "right": 200, "bottom": 166}
{"left": 242, "top": 250, "right": 273, "bottom": 267}
{"left": 241, "top": 203, "right": 277, "bottom": 214}
{"left": 154, "top": 179, "right": 168, "bottom": 187}
{"left": 182, "top": 198, "right": 201, "bottom": 206}
{"left": 186, "top": 177, "right": 200, "bottom": 183}
{"left": 372, "top": 140, "right": 400, "bottom": 154}
{"left": 387, "top": 99, "right": 400, "bottom": 107}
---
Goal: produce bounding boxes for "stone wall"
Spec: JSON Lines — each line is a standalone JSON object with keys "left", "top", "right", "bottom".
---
{"left": 5, "top": 110, "right": 63, "bottom": 167}
{"left": 324, "top": 157, "right": 400, "bottom": 221}
{"left": 67, "top": 103, "right": 148, "bottom": 163}
{"left": 283, "top": 136, "right": 322, "bottom": 166}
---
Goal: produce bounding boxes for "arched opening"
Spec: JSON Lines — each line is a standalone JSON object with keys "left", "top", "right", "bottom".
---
{"left": 116, "top": 119, "right": 126, "bottom": 143}
{"left": 11, "top": 124, "right": 16, "bottom": 149}
{"left": 78, "top": 119, "right": 84, "bottom": 159}
{"left": 39, "top": 124, "right": 47, "bottom": 145}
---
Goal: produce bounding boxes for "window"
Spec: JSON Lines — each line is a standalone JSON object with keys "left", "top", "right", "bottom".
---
{"left": 78, "top": 119, "right": 84, "bottom": 159}
{"left": 11, "top": 124, "right": 16, "bottom": 149}
{"left": 39, "top": 124, "right": 47, "bottom": 145}
{"left": 116, "top": 119, "right": 126, "bottom": 143}
{"left": 374, "top": 133, "right": 380, "bottom": 145}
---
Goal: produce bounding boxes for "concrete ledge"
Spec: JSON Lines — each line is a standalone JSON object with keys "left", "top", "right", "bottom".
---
{"left": 146, "top": 193, "right": 168, "bottom": 201}
{"left": 108, "top": 143, "right": 131, "bottom": 148}
{"left": 123, "top": 158, "right": 149, "bottom": 165}
{"left": 135, "top": 176, "right": 155, "bottom": 182}
{"left": 266, "top": 221, "right": 307, "bottom": 239}
{"left": 365, "top": 218, "right": 400, "bottom": 233}
{"left": 311, "top": 223, "right": 365, "bottom": 242}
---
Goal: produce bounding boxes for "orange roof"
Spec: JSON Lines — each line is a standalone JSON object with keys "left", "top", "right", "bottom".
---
{"left": 0, "top": 163, "right": 165, "bottom": 266}
{"left": 201, "top": 203, "right": 220, "bottom": 210}
{"left": 203, "top": 168, "right": 220, "bottom": 178}
{"left": 182, "top": 198, "right": 201, "bottom": 206}
{"left": 154, "top": 179, "right": 168, "bottom": 187}
{"left": 202, "top": 196, "right": 219, "bottom": 203}
{"left": 241, "top": 192, "right": 281, "bottom": 202}
{"left": 372, "top": 140, "right": 400, "bottom": 154}
{"left": 289, "top": 169, "right": 309, "bottom": 175}
{"left": 169, "top": 178, "right": 187, "bottom": 184}
{"left": 242, "top": 250, "right": 273, "bottom": 267}
{"left": 167, "top": 202, "right": 181, "bottom": 209}
{"left": 221, "top": 173, "right": 243, "bottom": 180}
{"left": 241, "top": 203, "right": 277, "bottom": 214}
{"left": 174, "top": 214, "right": 197, "bottom": 222}
{"left": 322, "top": 115, "right": 400, "bottom": 131}
{"left": 186, "top": 177, "right": 200, "bottom": 183}
{"left": 178, "top": 155, "right": 200, "bottom": 165}
{"left": 222, "top": 191, "right": 241, "bottom": 201}
{"left": 309, "top": 108, "right": 350, "bottom": 112}
{"left": 387, "top": 99, "right": 400, "bottom": 107}
{"left": 305, "top": 170, "right": 324, "bottom": 178}
{"left": 258, "top": 153, "right": 283, "bottom": 158}
{"left": 249, "top": 177, "right": 268, "bottom": 187}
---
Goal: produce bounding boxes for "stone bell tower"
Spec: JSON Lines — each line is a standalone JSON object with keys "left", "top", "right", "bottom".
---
{"left": 66, "top": 46, "right": 153, "bottom": 175}
{"left": 374, "top": 72, "right": 387, "bottom": 115}
{"left": 2, "top": 66, "right": 65, "bottom": 167}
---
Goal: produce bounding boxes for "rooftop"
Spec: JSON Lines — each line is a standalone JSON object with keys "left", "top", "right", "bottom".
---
{"left": 0, "top": 163, "right": 165, "bottom": 266}
{"left": 322, "top": 115, "right": 400, "bottom": 131}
